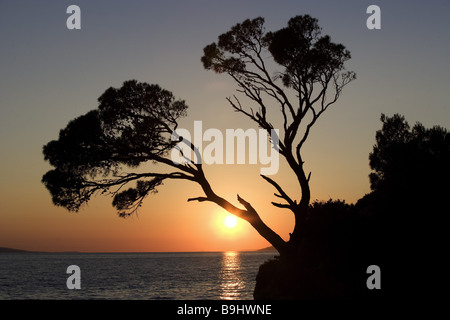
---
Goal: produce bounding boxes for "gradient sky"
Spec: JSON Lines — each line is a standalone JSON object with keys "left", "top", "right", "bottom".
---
{"left": 1, "top": 0, "right": 449, "bottom": 252}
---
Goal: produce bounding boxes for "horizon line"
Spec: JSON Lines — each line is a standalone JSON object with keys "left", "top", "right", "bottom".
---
{"left": 0, "top": 246, "right": 276, "bottom": 254}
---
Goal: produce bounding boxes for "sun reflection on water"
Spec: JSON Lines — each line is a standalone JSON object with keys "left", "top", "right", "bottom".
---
{"left": 219, "top": 251, "right": 245, "bottom": 300}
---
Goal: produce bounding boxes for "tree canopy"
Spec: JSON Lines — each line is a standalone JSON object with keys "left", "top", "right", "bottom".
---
{"left": 369, "top": 113, "right": 450, "bottom": 199}
{"left": 42, "top": 80, "right": 189, "bottom": 216}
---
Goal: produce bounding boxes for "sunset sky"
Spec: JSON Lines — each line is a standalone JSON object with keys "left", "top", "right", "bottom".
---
{"left": 1, "top": 0, "right": 449, "bottom": 252}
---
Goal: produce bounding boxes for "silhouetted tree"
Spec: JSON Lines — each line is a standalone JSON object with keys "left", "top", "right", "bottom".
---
{"left": 201, "top": 15, "right": 355, "bottom": 255}
{"left": 43, "top": 15, "right": 355, "bottom": 298}
{"left": 357, "top": 114, "right": 450, "bottom": 298}
{"left": 369, "top": 113, "right": 449, "bottom": 200}
{"left": 359, "top": 113, "right": 449, "bottom": 222}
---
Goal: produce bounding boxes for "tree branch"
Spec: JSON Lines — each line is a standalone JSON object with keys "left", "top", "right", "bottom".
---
{"left": 260, "top": 174, "right": 296, "bottom": 209}
{"left": 188, "top": 168, "right": 288, "bottom": 254}
{"left": 187, "top": 197, "right": 210, "bottom": 202}
{"left": 271, "top": 202, "right": 291, "bottom": 209}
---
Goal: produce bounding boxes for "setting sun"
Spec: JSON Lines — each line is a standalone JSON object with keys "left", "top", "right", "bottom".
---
{"left": 211, "top": 209, "right": 250, "bottom": 242}
{"left": 224, "top": 215, "right": 238, "bottom": 229}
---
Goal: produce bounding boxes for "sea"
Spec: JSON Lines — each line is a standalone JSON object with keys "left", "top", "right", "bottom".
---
{"left": 0, "top": 251, "right": 277, "bottom": 300}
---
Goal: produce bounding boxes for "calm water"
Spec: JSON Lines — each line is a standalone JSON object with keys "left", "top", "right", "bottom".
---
{"left": 0, "top": 251, "right": 276, "bottom": 300}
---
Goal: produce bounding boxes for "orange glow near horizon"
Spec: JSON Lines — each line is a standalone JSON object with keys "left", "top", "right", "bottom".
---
{"left": 211, "top": 209, "right": 249, "bottom": 239}
{"left": 2, "top": 2, "right": 448, "bottom": 254}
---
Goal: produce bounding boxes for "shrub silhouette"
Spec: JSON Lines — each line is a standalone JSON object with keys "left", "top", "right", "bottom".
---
{"left": 256, "top": 114, "right": 449, "bottom": 299}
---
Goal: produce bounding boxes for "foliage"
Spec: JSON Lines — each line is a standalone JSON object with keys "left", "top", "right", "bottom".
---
{"left": 254, "top": 113, "right": 450, "bottom": 298}
{"left": 369, "top": 113, "right": 450, "bottom": 199}
{"left": 357, "top": 114, "right": 450, "bottom": 298}
{"left": 42, "top": 80, "right": 188, "bottom": 215}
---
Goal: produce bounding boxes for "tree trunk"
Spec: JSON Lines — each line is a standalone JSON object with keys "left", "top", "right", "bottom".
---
{"left": 192, "top": 168, "right": 289, "bottom": 255}
{"left": 253, "top": 155, "right": 327, "bottom": 299}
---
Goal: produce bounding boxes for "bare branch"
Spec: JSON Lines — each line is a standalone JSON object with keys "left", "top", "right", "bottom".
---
{"left": 187, "top": 197, "right": 210, "bottom": 202}
{"left": 237, "top": 194, "right": 256, "bottom": 213}
{"left": 260, "top": 174, "right": 296, "bottom": 209}
{"left": 271, "top": 202, "right": 291, "bottom": 209}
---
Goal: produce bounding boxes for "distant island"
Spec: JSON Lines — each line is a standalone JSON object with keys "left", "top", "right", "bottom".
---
{"left": 0, "top": 247, "right": 83, "bottom": 253}
{"left": 258, "top": 246, "right": 276, "bottom": 251}
{"left": 0, "top": 247, "right": 34, "bottom": 253}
